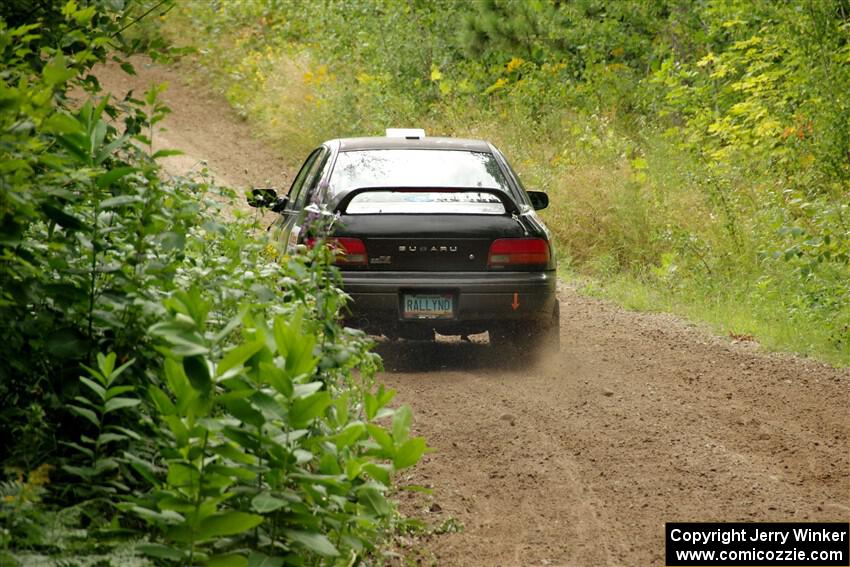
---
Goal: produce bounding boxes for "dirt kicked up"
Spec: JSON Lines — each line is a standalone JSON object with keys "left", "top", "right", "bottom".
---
{"left": 97, "top": 57, "right": 849, "bottom": 567}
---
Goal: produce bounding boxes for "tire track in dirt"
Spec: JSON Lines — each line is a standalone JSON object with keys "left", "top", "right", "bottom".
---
{"left": 96, "top": 58, "right": 849, "bottom": 567}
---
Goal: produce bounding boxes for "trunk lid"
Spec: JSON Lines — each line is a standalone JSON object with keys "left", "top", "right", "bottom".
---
{"left": 334, "top": 214, "right": 527, "bottom": 272}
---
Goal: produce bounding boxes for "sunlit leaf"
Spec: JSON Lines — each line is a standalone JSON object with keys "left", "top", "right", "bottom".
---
{"left": 284, "top": 530, "right": 339, "bottom": 557}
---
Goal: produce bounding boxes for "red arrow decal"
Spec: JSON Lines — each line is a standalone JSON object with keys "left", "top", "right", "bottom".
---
{"left": 511, "top": 292, "right": 520, "bottom": 310}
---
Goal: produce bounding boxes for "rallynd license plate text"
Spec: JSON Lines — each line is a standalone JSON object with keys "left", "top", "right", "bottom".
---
{"left": 402, "top": 294, "right": 453, "bottom": 319}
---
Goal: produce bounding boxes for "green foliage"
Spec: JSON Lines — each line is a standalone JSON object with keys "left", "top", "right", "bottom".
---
{"left": 123, "top": 291, "right": 424, "bottom": 564}
{"left": 0, "top": 0, "right": 193, "bottom": 466}
{"left": 1, "top": 0, "right": 427, "bottom": 564}
{"left": 62, "top": 353, "right": 140, "bottom": 500}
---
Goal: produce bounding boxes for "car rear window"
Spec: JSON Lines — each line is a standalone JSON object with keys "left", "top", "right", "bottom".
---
{"left": 345, "top": 190, "right": 506, "bottom": 214}
{"left": 329, "top": 149, "right": 510, "bottom": 194}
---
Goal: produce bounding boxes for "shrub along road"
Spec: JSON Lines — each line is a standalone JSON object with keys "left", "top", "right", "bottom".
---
{"left": 98, "top": 58, "right": 849, "bottom": 567}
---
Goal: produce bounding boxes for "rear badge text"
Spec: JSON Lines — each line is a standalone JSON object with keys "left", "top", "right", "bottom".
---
{"left": 398, "top": 245, "right": 458, "bottom": 253}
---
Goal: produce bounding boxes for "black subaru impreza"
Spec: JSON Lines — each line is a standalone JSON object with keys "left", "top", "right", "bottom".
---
{"left": 248, "top": 129, "right": 559, "bottom": 354}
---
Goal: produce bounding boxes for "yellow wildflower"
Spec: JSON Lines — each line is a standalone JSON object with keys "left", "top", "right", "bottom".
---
{"left": 506, "top": 57, "right": 525, "bottom": 73}
{"left": 28, "top": 463, "right": 54, "bottom": 487}
{"left": 484, "top": 77, "right": 508, "bottom": 95}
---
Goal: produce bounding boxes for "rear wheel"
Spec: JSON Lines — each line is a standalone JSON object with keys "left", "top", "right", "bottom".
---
{"left": 489, "top": 300, "right": 560, "bottom": 357}
{"left": 541, "top": 300, "right": 561, "bottom": 355}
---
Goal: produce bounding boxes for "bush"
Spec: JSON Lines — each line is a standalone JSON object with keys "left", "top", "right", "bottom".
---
{"left": 1, "top": 1, "right": 426, "bottom": 564}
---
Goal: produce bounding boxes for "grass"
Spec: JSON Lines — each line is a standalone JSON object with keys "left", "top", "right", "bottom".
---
{"left": 570, "top": 268, "right": 850, "bottom": 366}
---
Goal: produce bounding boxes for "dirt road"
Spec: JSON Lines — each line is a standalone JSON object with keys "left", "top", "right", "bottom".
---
{"left": 97, "top": 58, "right": 849, "bottom": 567}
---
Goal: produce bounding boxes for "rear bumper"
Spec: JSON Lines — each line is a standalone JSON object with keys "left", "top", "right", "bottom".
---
{"left": 341, "top": 270, "right": 557, "bottom": 332}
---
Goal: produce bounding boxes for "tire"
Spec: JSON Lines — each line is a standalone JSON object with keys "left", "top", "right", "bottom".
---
{"left": 489, "top": 300, "right": 560, "bottom": 358}
{"left": 527, "top": 300, "right": 560, "bottom": 357}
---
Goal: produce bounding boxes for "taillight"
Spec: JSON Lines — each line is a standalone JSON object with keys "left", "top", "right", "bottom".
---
{"left": 487, "top": 238, "right": 549, "bottom": 268}
{"left": 333, "top": 237, "right": 368, "bottom": 266}
{"left": 306, "top": 237, "right": 368, "bottom": 266}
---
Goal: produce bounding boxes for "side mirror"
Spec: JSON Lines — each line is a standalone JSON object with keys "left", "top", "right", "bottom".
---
{"left": 247, "top": 188, "right": 288, "bottom": 212}
{"left": 527, "top": 190, "right": 549, "bottom": 211}
{"left": 247, "top": 188, "right": 277, "bottom": 208}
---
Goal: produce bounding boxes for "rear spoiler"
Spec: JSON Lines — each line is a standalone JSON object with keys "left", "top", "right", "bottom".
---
{"left": 332, "top": 186, "right": 521, "bottom": 215}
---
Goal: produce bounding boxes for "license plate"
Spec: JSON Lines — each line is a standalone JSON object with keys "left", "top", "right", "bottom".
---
{"left": 402, "top": 293, "right": 454, "bottom": 319}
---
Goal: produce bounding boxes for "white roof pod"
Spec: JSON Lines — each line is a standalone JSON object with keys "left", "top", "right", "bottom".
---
{"left": 385, "top": 128, "right": 426, "bottom": 139}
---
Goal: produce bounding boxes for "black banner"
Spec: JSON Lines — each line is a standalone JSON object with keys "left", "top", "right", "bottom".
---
{"left": 666, "top": 523, "right": 849, "bottom": 566}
